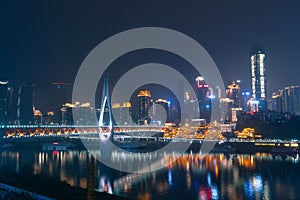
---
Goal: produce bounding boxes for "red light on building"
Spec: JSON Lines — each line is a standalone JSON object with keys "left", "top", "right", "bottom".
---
{"left": 197, "top": 84, "right": 208, "bottom": 88}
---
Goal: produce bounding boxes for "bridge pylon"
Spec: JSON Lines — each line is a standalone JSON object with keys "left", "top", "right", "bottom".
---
{"left": 98, "top": 74, "right": 115, "bottom": 141}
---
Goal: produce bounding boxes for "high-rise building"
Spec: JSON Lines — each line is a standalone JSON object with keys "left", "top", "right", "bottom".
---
{"left": 250, "top": 46, "right": 267, "bottom": 111}
{"left": 195, "top": 76, "right": 211, "bottom": 123}
{"left": 282, "top": 86, "right": 300, "bottom": 115}
{"left": 226, "top": 81, "right": 243, "bottom": 121}
{"left": 151, "top": 98, "right": 171, "bottom": 125}
{"left": 0, "top": 80, "right": 11, "bottom": 124}
{"left": 17, "top": 82, "right": 35, "bottom": 124}
{"left": 219, "top": 98, "right": 234, "bottom": 123}
{"left": 226, "top": 81, "right": 243, "bottom": 109}
{"left": 271, "top": 90, "right": 283, "bottom": 112}
{"left": 112, "top": 102, "right": 132, "bottom": 125}
{"left": 182, "top": 89, "right": 198, "bottom": 124}
{"left": 61, "top": 103, "right": 74, "bottom": 125}
{"left": 61, "top": 102, "right": 95, "bottom": 125}
{"left": 137, "top": 90, "right": 152, "bottom": 125}
{"left": 247, "top": 98, "right": 259, "bottom": 112}
{"left": 242, "top": 91, "right": 251, "bottom": 111}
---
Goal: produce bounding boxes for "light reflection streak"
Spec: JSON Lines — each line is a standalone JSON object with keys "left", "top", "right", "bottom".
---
{"left": 168, "top": 170, "right": 172, "bottom": 186}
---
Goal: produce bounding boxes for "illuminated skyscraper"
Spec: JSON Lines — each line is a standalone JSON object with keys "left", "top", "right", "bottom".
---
{"left": 137, "top": 90, "right": 152, "bottom": 125}
{"left": 196, "top": 76, "right": 211, "bottom": 123}
{"left": 17, "top": 82, "right": 35, "bottom": 124}
{"left": 250, "top": 46, "right": 267, "bottom": 111}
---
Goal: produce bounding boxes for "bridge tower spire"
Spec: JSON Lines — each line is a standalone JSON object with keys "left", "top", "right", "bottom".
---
{"left": 98, "top": 74, "right": 115, "bottom": 140}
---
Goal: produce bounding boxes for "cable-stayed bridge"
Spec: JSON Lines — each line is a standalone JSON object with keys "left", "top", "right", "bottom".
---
{"left": 0, "top": 124, "right": 164, "bottom": 139}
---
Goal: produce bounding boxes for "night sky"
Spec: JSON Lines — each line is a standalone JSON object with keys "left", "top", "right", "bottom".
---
{"left": 1, "top": 0, "right": 300, "bottom": 112}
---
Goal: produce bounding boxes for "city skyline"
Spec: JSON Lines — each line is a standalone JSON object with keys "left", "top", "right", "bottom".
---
{"left": 1, "top": 2, "right": 300, "bottom": 200}
{"left": 1, "top": 1, "right": 300, "bottom": 111}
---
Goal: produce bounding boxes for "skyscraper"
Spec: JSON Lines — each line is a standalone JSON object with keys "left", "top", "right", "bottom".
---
{"left": 61, "top": 102, "right": 95, "bottom": 125}
{"left": 271, "top": 90, "right": 283, "bottom": 113}
{"left": 219, "top": 98, "right": 234, "bottom": 123}
{"left": 112, "top": 101, "right": 132, "bottom": 125}
{"left": 137, "top": 90, "right": 152, "bottom": 125}
{"left": 226, "top": 81, "right": 243, "bottom": 109}
{"left": 250, "top": 46, "right": 267, "bottom": 111}
{"left": 0, "top": 80, "right": 11, "bottom": 124}
{"left": 17, "top": 82, "right": 35, "bottom": 124}
{"left": 241, "top": 91, "right": 251, "bottom": 111}
{"left": 151, "top": 98, "right": 170, "bottom": 125}
{"left": 226, "top": 81, "right": 243, "bottom": 122}
{"left": 196, "top": 76, "right": 211, "bottom": 123}
{"left": 282, "top": 86, "right": 300, "bottom": 115}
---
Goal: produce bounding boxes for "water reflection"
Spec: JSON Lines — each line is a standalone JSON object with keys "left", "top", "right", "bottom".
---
{"left": 1, "top": 149, "right": 300, "bottom": 200}
{"left": 114, "top": 153, "right": 300, "bottom": 200}
{"left": 1, "top": 149, "right": 89, "bottom": 189}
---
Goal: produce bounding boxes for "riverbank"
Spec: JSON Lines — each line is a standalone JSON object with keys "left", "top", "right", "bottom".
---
{"left": 3, "top": 137, "right": 300, "bottom": 155}
{"left": 0, "top": 165, "right": 126, "bottom": 200}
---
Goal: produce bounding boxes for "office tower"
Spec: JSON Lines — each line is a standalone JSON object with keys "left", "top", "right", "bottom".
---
{"left": 61, "top": 102, "right": 95, "bottom": 125}
{"left": 61, "top": 103, "right": 74, "bottom": 125}
{"left": 219, "top": 98, "right": 234, "bottom": 123}
{"left": 226, "top": 81, "right": 243, "bottom": 122}
{"left": 0, "top": 80, "right": 10, "bottom": 124}
{"left": 112, "top": 102, "right": 132, "bottom": 125}
{"left": 151, "top": 98, "right": 170, "bottom": 125}
{"left": 282, "top": 86, "right": 300, "bottom": 115}
{"left": 182, "top": 90, "right": 197, "bottom": 124}
{"left": 195, "top": 76, "right": 211, "bottom": 123}
{"left": 248, "top": 98, "right": 259, "bottom": 112}
{"left": 208, "top": 85, "right": 222, "bottom": 122}
{"left": 250, "top": 46, "right": 267, "bottom": 111}
{"left": 137, "top": 90, "right": 152, "bottom": 125}
{"left": 17, "top": 82, "right": 35, "bottom": 124}
{"left": 242, "top": 91, "right": 251, "bottom": 111}
{"left": 76, "top": 102, "right": 95, "bottom": 125}
{"left": 226, "top": 81, "right": 243, "bottom": 109}
{"left": 271, "top": 90, "right": 283, "bottom": 112}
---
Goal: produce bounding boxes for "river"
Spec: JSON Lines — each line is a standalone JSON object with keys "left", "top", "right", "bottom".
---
{"left": 1, "top": 147, "right": 300, "bottom": 200}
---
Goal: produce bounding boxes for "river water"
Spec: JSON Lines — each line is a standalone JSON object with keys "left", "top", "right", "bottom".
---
{"left": 1, "top": 148, "right": 300, "bottom": 200}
